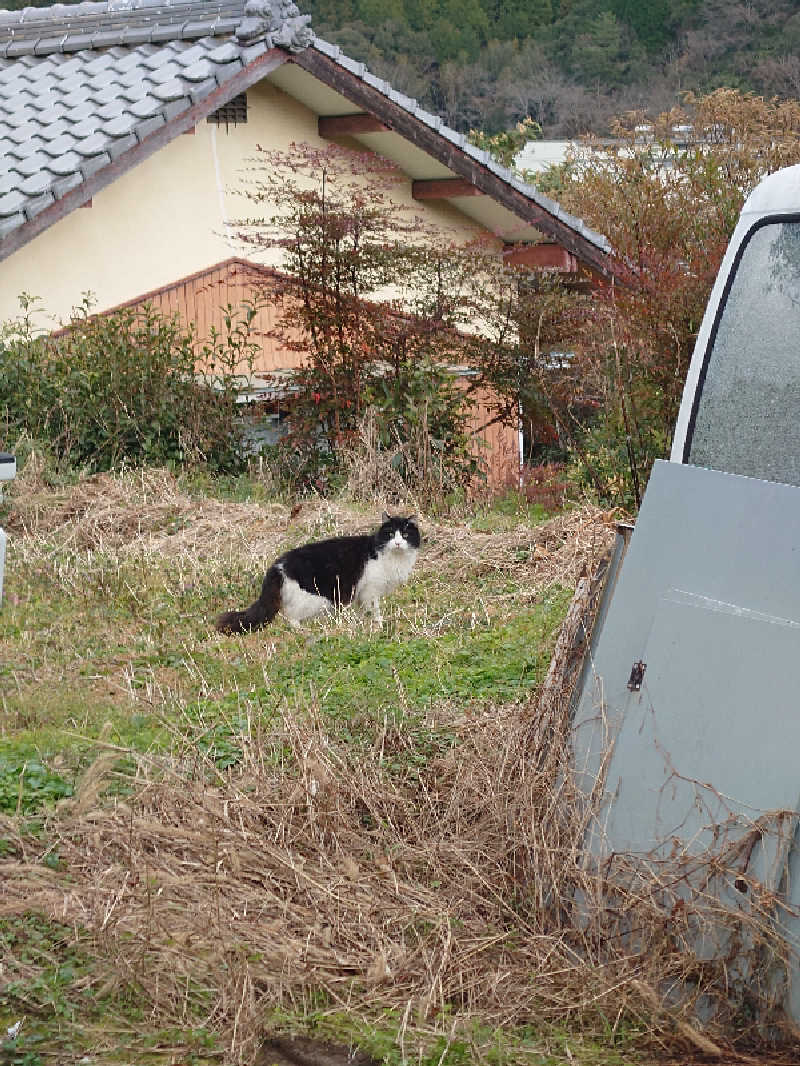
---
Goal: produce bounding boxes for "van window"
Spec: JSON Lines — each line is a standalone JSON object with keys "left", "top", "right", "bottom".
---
{"left": 688, "top": 220, "right": 800, "bottom": 485}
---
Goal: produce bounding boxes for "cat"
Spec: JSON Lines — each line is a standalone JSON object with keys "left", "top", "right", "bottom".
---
{"left": 216, "top": 514, "right": 421, "bottom": 633}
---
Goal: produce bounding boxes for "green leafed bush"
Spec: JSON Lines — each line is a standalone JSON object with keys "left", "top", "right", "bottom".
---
{"left": 0, "top": 295, "right": 250, "bottom": 475}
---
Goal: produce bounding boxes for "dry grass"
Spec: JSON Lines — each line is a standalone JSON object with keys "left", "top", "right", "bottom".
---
{"left": 4, "top": 664, "right": 795, "bottom": 1064}
{"left": 1, "top": 461, "right": 798, "bottom": 1065}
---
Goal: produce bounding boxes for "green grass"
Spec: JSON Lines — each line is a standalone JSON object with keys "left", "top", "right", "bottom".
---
{"left": 0, "top": 518, "right": 569, "bottom": 788}
{"left": 0, "top": 915, "right": 222, "bottom": 1065}
{"left": 262, "top": 1006, "right": 644, "bottom": 1066}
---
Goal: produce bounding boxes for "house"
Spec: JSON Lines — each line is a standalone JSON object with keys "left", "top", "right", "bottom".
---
{"left": 0, "top": 0, "right": 613, "bottom": 485}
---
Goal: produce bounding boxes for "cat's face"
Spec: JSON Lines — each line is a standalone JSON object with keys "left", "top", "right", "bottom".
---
{"left": 376, "top": 515, "right": 421, "bottom": 551}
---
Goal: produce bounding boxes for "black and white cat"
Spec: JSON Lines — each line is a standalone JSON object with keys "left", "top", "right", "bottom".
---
{"left": 216, "top": 514, "right": 421, "bottom": 633}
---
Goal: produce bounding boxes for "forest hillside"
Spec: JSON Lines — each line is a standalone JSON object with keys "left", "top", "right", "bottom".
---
{"left": 304, "top": 0, "right": 800, "bottom": 134}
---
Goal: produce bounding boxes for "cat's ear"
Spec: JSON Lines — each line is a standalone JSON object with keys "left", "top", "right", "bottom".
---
{"left": 381, "top": 511, "right": 391, "bottom": 523}
{"left": 406, "top": 515, "right": 417, "bottom": 524}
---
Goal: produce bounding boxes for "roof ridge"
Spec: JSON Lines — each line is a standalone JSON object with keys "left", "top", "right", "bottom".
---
{"left": 0, "top": 0, "right": 312, "bottom": 54}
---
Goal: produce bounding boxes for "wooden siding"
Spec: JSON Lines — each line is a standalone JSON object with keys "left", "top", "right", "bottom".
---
{"left": 119, "top": 257, "right": 519, "bottom": 488}
{"left": 116, "top": 257, "right": 300, "bottom": 375}
{"left": 463, "top": 386, "right": 520, "bottom": 491}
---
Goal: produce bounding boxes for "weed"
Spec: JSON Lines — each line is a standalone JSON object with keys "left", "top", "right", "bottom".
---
{"left": 0, "top": 471, "right": 625, "bottom": 1065}
{"left": 0, "top": 753, "right": 73, "bottom": 815}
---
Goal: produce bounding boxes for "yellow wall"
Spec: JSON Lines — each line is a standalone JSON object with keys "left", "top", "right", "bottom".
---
{"left": 1, "top": 76, "right": 482, "bottom": 330}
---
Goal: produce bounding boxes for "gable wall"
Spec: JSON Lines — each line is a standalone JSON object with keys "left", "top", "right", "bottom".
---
{"left": 1, "top": 75, "right": 485, "bottom": 330}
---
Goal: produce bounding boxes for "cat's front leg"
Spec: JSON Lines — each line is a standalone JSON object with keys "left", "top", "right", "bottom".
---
{"left": 368, "top": 598, "right": 383, "bottom": 624}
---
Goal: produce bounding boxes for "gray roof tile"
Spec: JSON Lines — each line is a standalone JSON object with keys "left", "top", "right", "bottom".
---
{"left": 162, "top": 95, "right": 190, "bottom": 121}
{"left": 208, "top": 40, "right": 238, "bottom": 63}
{"left": 92, "top": 84, "right": 124, "bottom": 105}
{"left": 149, "top": 24, "right": 179, "bottom": 44}
{"left": 90, "top": 30, "right": 119, "bottom": 48}
{"left": 0, "top": 190, "right": 26, "bottom": 216}
{"left": 188, "top": 76, "right": 218, "bottom": 103}
{"left": 128, "top": 94, "right": 163, "bottom": 118}
{"left": 86, "top": 66, "right": 118, "bottom": 89}
{"left": 183, "top": 20, "right": 213, "bottom": 38}
{"left": 182, "top": 57, "right": 214, "bottom": 81}
{"left": 33, "top": 35, "right": 66, "bottom": 55}
{"left": 102, "top": 113, "right": 135, "bottom": 137}
{"left": 71, "top": 116, "right": 102, "bottom": 137}
{"left": 0, "top": 171, "right": 17, "bottom": 195}
{"left": 0, "top": 213, "right": 25, "bottom": 237}
{"left": 120, "top": 25, "right": 152, "bottom": 45}
{"left": 5, "top": 122, "right": 42, "bottom": 143}
{"left": 106, "top": 130, "right": 137, "bottom": 158}
{"left": 95, "top": 98, "right": 128, "bottom": 120}
{"left": 5, "top": 40, "right": 32, "bottom": 58}
{"left": 117, "top": 65, "right": 154, "bottom": 86}
{"left": 74, "top": 132, "right": 108, "bottom": 156}
{"left": 114, "top": 47, "right": 148, "bottom": 70}
{"left": 42, "top": 132, "right": 79, "bottom": 156}
{"left": 20, "top": 170, "right": 53, "bottom": 195}
{"left": 37, "top": 120, "right": 74, "bottom": 141}
{"left": 60, "top": 32, "right": 94, "bottom": 51}
{"left": 151, "top": 76, "right": 190, "bottom": 101}
{"left": 15, "top": 151, "right": 53, "bottom": 176}
{"left": 53, "top": 172, "right": 83, "bottom": 197}
{"left": 135, "top": 113, "right": 165, "bottom": 139}
{"left": 48, "top": 149, "right": 82, "bottom": 174}
{"left": 24, "top": 190, "right": 56, "bottom": 218}
{"left": 79, "top": 150, "right": 110, "bottom": 178}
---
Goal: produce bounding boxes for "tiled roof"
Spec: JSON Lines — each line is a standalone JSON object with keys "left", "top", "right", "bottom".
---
{"left": 0, "top": 0, "right": 311, "bottom": 252}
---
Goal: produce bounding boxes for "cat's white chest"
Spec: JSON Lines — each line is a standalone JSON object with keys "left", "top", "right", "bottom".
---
{"left": 355, "top": 546, "right": 417, "bottom": 610}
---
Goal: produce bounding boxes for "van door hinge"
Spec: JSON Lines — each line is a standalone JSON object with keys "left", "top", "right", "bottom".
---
{"left": 627, "top": 660, "right": 646, "bottom": 691}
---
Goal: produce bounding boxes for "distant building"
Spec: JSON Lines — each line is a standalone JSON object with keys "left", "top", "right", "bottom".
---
{"left": 515, "top": 140, "right": 573, "bottom": 174}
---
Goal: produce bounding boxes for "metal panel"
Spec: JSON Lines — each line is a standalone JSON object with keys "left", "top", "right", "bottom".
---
{"left": 600, "top": 591, "right": 800, "bottom": 856}
{"left": 572, "top": 459, "right": 800, "bottom": 1010}
{"left": 574, "top": 459, "right": 800, "bottom": 797}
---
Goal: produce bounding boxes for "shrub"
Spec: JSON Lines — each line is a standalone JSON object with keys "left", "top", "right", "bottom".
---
{"left": 0, "top": 295, "right": 251, "bottom": 475}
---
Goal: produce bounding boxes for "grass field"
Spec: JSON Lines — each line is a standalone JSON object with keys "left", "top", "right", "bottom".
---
{"left": 0, "top": 460, "right": 678, "bottom": 1065}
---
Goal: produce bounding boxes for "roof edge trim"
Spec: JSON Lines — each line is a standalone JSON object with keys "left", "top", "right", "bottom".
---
{"left": 292, "top": 44, "right": 617, "bottom": 278}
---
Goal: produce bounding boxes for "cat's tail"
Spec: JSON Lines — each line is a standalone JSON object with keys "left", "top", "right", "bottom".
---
{"left": 216, "top": 565, "right": 283, "bottom": 634}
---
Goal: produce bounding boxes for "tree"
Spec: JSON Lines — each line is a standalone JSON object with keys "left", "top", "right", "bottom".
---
{"left": 559, "top": 91, "right": 800, "bottom": 503}
{"left": 232, "top": 143, "right": 480, "bottom": 494}
{"left": 467, "top": 116, "right": 542, "bottom": 168}
{"left": 570, "top": 10, "right": 645, "bottom": 87}
{"left": 465, "top": 90, "right": 800, "bottom": 507}
{"left": 487, "top": 0, "right": 554, "bottom": 40}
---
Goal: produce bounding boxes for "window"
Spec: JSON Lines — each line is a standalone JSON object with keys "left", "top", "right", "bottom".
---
{"left": 687, "top": 219, "right": 800, "bottom": 486}
{"left": 207, "top": 92, "right": 247, "bottom": 130}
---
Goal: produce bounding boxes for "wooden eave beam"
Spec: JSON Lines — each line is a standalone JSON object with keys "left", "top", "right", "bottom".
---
{"left": 319, "top": 113, "right": 389, "bottom": 137}
{"left": 412, "top": 178, "right": 483, "bottom": 200}
{"left": 504, "top": 243, "right": 577, "bottom": 272}
{"left": 291, "top": 47, "right": 620, "bottom": 282}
